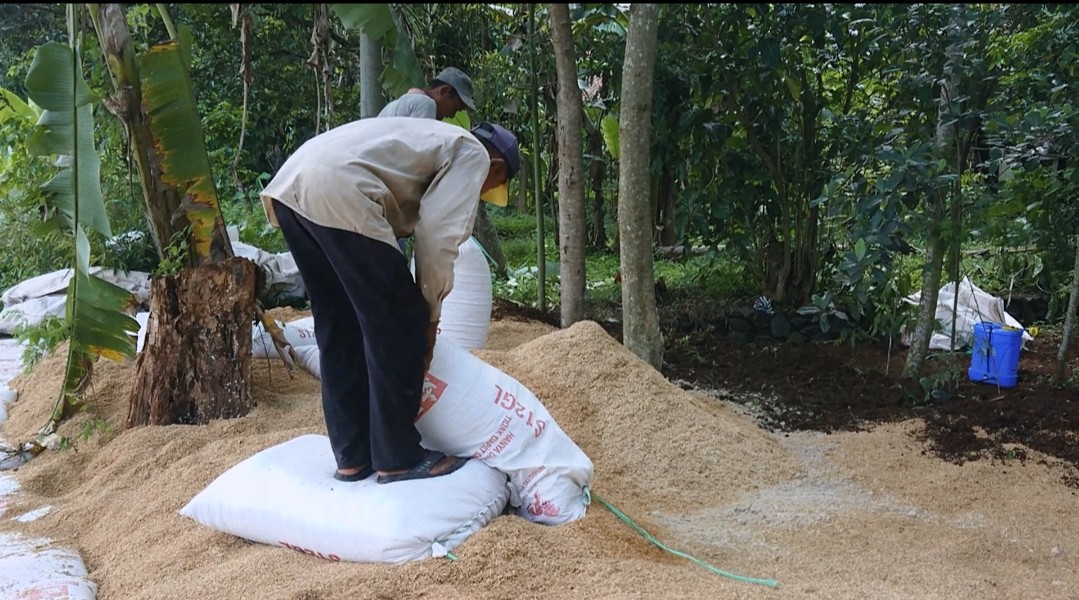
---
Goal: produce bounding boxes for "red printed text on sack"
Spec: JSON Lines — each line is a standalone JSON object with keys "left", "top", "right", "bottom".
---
{"left": 520, "top": 466, "right": 546, "bottom": 492}
{"left": 493, "top": 384, "right": 546, "bottom": 438}
{"left": 280, "top": 541, "right": 341, "bottom": 561}
{"left": 20, "top": 581, "right": 87, "bottom": 600}
{"left": 474, "top": 415, "right": 514, "bottom": 459}
{"left": 415, "top": 373, "right": 448, "bottom": 421}
{"left": 525, "top": 491, "right": 561, "bottom": 518}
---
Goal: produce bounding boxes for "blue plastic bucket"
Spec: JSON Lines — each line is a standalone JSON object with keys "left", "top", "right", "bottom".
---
{"left": 968, "top": 322, "right": 1022, "bottom": 388}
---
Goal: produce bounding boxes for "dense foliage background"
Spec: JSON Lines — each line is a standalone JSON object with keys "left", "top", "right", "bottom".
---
{"left": 1, "top": 3, "right": 1076, "bottom": 340}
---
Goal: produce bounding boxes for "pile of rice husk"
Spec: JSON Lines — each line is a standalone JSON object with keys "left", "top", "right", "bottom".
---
{"left": 1, "top": 314, "right": 1076, "bottom": 600}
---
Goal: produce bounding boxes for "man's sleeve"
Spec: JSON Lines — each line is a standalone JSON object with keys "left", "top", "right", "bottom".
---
{"left": 377, "top": 94, "right": 437, "bottom": 119}
{"left": 412, "top": 140, "right": 489, "bottom": 323}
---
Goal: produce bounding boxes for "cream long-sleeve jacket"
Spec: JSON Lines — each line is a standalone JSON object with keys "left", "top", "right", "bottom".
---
{"left": 260, "top": 117, "right": 488, "bottom": 323}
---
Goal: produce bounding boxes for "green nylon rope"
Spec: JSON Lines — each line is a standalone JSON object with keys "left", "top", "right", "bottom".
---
{"left": 594, "top": 493, "right": 781, "bottom": 589}
{"left": 469, "top": 235, "right": 499, "bottom": 270}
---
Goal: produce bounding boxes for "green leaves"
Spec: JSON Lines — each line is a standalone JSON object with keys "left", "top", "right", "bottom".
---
{"left": 66, "top": 243, "right": 140, "bottom": 365}
{"left": 330, "top": 4, "right": 425, "bottom": 98}
{"left": 601, "top": 113, "right": 620, "bottom": 159}
{"left": 139, "top": 39, "right": 221, "bottom": 261}
{"left": 0, "top": 87, "right": 38, "bottom": 126}
{"left": 23, "top": 38, "right": 137, "bottom": 423}
{"left": 24, "top": 42, "right": 110, "bottom": 238}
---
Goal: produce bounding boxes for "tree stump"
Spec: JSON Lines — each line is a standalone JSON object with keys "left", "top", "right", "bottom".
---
{"left": 126, "top": 257, "right": 258, "bottom": 427}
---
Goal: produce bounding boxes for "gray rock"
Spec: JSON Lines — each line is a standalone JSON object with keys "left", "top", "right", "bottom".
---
{"left": 770, "top": 314, "right": 792, "bottom": 338}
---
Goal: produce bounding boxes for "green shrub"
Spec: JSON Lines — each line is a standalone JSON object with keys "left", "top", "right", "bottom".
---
{"left": 13, "top": 314, "right": 69, "bottom": 372}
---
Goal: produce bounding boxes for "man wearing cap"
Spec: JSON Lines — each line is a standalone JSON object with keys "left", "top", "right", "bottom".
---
{"left": 260, "top": 117, "right": 520, "bottom": 485}
{"left": 378, "top": 66, "right": 476, "bottom": 120}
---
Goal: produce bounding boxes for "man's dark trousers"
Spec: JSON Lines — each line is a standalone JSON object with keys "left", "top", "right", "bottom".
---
{"left": 272, "top": 200, "right": 428, "bottom": 472}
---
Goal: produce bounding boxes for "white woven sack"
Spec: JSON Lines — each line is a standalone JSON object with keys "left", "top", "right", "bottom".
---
{"left": 251, "top": 317, "right": 317, "bottom": 358}
{"left": 0, "top": 533, "right": 97, "bottom": 600}
{"left": 285, "top": 341, "right": 593, "bottom": 526}
{"left": 292, "top": 345, "right": 321, "bottom": 378}
{"left": 179, "top": 434, "right": 509, "bottom": 564}
{"left": 412, "top": 237, "right": 492, "bottom": 351}
{"left": 417, "top": 340, "right": 593, "bottom": 526}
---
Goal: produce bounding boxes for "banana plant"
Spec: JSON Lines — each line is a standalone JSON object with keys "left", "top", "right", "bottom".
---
{"left": 4, "top": 38, "right": 140, "bottom": 466}
{"left": 138, "top": 38, "right": 228, "bottom": 262}
{"left": 90, "top": 3, "right": 295, "bottom": 378}
{"left": 330, "top": 4, "right": 425, "bottom": 98}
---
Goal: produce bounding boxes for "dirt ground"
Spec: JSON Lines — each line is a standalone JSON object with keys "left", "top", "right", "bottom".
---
{"left": 493, "top": 297, "right": 1079, "bottom": 491}
{"left": 0, "top": 300, "right": 1075, "bottom": 600}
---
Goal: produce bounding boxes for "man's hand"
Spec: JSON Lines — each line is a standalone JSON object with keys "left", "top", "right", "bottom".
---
{"left": 423, "top": 321, "right": 440, "bottom": 372}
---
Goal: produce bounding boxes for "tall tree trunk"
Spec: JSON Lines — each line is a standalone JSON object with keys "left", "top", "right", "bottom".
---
{"left": 942, "top": 5, "right": 966, "bottom": 350}
{"left": 471, "top": 204, "right": 508, "bottom": 278}
{"left": 359, "top": 32, "right": 384, "bottom": 118}
{"left": 617, "top": 3, "right": 663, "bottom": 370}
{"left": 1054, "top": 235, "right": 1079, "bottom": 385}
{"left": 905, "top": 5, "right": 965, "bottom": 378}
{"left": 903, "top": 230, "right": 946, "bottom": 378}
{"left": 550, "top": 3, "right": 586, "bottom": 327}
{"left": 126, "top": 258, "right": 258, "bottom": 427}
{"left": 545, "top": 110, "right": 561, "bottom": 247}
{"left": 516, "top": 158, "right": 530, "bottom": 214}
{"left": 528, "top": 3, "right": 546, "bottom": 312}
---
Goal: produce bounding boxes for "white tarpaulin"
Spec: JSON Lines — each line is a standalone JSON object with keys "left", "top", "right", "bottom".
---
{"left": 231, "top": 240, "right": 306, "bottom": 304}
{"left": 901, "top": 276, "right": 1034, "bottom": 351}
{"left": 0, "top": 337, "right": 25, "bottom": 426}
{"left": 0, "top": 268, "right": 151, "bottom": 336}
{"left": 0, "top": 480, "right": 97, "bottom": 600}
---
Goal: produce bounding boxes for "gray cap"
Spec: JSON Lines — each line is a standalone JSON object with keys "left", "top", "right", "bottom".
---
{"left": 432, "top": 67, "right": 476, "bottom": 111}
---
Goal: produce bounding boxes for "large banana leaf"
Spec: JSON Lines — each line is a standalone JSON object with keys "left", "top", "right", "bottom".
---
{"left": 330, "top": 4, "right": 425, "bottom": 97}
{"left": 139, "top": 39, "right": 222, "bottom": 261}
{"left": 24, "top": 42, "right": 111, "bottom": 238}
{"left": 22, "top": 40, "right": 138, "bottom": 426}
{"left": 53, "top": 228, "right": 140, "bottom": 421}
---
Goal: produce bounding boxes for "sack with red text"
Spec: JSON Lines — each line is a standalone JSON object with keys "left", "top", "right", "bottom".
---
{"left": 179, "top": 434, "right": 509, "bottom": 564}
{"left": 416, "top": 340, "right": 593, "bottom": 526}
{"left": 251, "top": 316, "right": 318, "bottom": 359}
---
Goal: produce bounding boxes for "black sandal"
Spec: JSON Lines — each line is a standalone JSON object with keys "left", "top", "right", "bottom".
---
{"left": 333, "top": 465, "right": 374, "bottom": 482}
{"left": 376, "top": 451, "right": 470, "bottom": 484}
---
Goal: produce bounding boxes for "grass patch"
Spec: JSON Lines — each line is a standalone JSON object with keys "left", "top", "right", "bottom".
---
{"left": 490, "top": 213, "right": 755, "bottom": 310}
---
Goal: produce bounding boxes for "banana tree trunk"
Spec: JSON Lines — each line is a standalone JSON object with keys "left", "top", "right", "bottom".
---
{"left": 127, "top": 258, "right": 258, "bottom": 426}
{"left": 92, "top": 3, "right": 260, "bottom": 425}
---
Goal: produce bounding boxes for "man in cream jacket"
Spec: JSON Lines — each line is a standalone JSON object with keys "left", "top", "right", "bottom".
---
{"left": 261, "top": 117, "right": 520, "bottom": 484}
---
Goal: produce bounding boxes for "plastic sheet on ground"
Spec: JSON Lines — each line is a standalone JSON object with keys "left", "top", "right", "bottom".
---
{"left": 0, "top": 475, "right": 97, "bottom": 599}
{"left": 231, "top": 241, "right": 306, "bottom": 305}
{"left": 0, "top": 337, "right": 25, "bottom": 426}
{"left": 901, "top": 276, "right": 1034, "bottom": 351}
{"left": 0, "top": 268, "right": 151, "bottom": 335}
